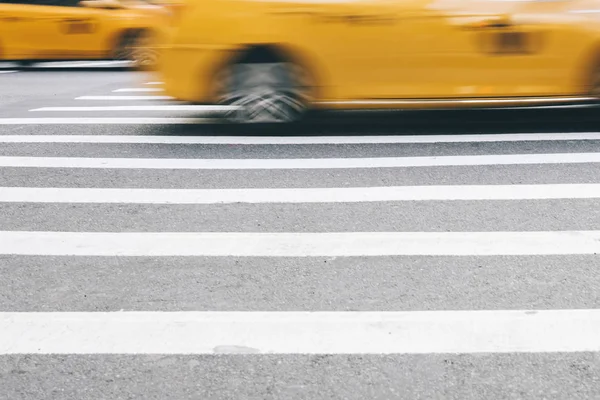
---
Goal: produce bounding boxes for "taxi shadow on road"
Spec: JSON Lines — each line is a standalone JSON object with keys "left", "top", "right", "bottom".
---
{"left": 163, "top": 106, "right": 600, "bottom": 137}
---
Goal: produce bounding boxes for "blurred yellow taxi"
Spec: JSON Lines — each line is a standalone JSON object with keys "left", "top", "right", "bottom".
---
{"left": 156, "top": 0, "right": 600, "bottom": 123}
{"left": 0, "top": 0, "right": 169, "bottom": 69}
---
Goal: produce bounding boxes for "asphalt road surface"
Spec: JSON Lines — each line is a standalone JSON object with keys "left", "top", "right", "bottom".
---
{"left": 2, "top": 61, "right": 600, "bottom": 400}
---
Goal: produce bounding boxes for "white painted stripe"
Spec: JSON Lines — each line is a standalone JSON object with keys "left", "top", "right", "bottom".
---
{"left": 2, "top": 184, "right": 600, "bottom": 204}
{"left": 3, "top": 132, "right": 600, "bottom": 143}
{"left": 113, "top": 88, "right": 163, "bottom": 93}
{"left": 75, "top": 95, "right": 173, "bottom": 101}
{"left": 1, "top": 231, "right": 599, "bottom": 256}
{"left": 0, "top": 118, "right": 215, "bottom": 125}
{"left": 0, "top": 153, "right": 599, "bottom": 170}
{"left": 3, "top": 310, "right": 600, "bottom": 354}
{"left": 30, "top": 105, "right": 233, "bottom": 112}
{"left": 37, "top": 61, "right": 131, "bottom": 68}
{"left": 0, "top": 70, "right": 17, "bottom": 74}
{"left": 145, "top": 81, "right": 163, "bottom": 85}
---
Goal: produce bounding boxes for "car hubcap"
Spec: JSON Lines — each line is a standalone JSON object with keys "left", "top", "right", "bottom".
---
{"left": 218, "top": 62, "right": 309, "bottom": 123}
{"left": 131, "top": 34, "right": 158, "bottom": 69}
{"left": 116, "top": 34, "right": 157, "bottom": 69}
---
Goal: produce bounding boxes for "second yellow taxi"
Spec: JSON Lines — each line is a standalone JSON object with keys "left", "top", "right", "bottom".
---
{"left": 0, "top": 0, "right": 170, "bottom": 69}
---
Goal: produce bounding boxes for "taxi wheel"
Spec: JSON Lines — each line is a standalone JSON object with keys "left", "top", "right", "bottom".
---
{"left": 217, "top": 62, "right": 309, "bottom": 124}
{"left": 115, "top": 32, "right": 157, "bottom": 70}
{"left": 130, "top": 32, "right": 158, "bottom": 71}
{"left": 590, "top": 69, "right": 600, "bottom": 99}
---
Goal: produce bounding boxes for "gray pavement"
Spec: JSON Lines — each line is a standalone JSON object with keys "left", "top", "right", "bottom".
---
{"left": 1, "top": 63, "right": 600, "bottom": 399}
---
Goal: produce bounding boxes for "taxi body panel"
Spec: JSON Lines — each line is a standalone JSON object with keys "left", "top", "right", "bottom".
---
{"left": 157, "top": 0, "right": 600, "bottom": 110}
{"left": 0, "top": 0, "right": 167, "bottom": 62}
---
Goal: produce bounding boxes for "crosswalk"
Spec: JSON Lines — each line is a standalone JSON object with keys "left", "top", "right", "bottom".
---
{"left": 2, "top": 79, "right": 600, "bottom": 365}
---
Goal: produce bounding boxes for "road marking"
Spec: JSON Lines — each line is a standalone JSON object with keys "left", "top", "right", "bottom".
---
{"left": 4, "top": 132, "right": 600, "bottom": 143}
{"left": 1, "top": 153, "right": 600, "bottom": 170}
{"left": 36, "top": 61, "right": 131, "bottom": 68}
{"left": 113, "top": 88, "right": 163, "bottom": 93}
{"left": 2, "top": 184, "right": 600, "bottom": 204}
{"left": 30, "top": 105, "right": 234, "bottom": 112}
{"left": 3, "top": 310, "right": 600, "bottom": 354}
{"left": 75, "top": 95, "right": 173, "bottom": 101}
{"left": 1, "top": 230, "right": 600, "bottom": 256}
{"left": 0, "top": 118, "right": 216, "bottom": 125}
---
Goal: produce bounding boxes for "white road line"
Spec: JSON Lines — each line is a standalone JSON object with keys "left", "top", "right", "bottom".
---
{"left": 0, "top": 153, "right": 599, "bottom": 170}
{"left": 0, "top": 118, "right": 215, "bottom": 125}
{"left": 36, "top": 61, "right": 131, "bottom": 68}
{"left": 75, "top": 95, "right": 173, "bottom": 101}
{"left": 113, "top": 88, "right": 163, "bottom": 93}
{"left": 3, "top": 310, "right": 600, "bottom": 354}
{"left": 1, "top": 230, "right": 600, "bottom": 256}
{"left": 4, "top": 132, "right": 600, "bottom": 143}
{"left": 2, "top": 184, "right": 600, "bottom": 204}
{"left": 30, "top": 105, "right": 233, "bottom": 112}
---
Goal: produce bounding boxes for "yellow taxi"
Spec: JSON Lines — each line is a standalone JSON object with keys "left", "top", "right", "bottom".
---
{"left": 0, "top": 0, "right": 169, "bottom": 69}
{"left": 156, "top": 0, "right": 600, "bottom": 123}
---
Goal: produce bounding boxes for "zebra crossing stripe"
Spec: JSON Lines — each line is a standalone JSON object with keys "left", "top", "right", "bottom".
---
{"left": 3, "top": 310, "right": 600, "bottom": 354}
{"left": 1, "top": 184, "right": 600, "bottom": 204}
{"left": 0, "top": 118, "right": 215, "bottom": 125}
{"left": 30, "top": 105, "right": 235, "bottom": 112}
{"left": 75, "top": 95, "right": 173, "bottom": 101}
{"left": 1, "top": 153, "right": 600, "bottom": 169}
{"left": 113, "top": 88, "right": 163, "bottom": 93}
{"left": 0, "top": 230, "right": 599, "bottom": 256}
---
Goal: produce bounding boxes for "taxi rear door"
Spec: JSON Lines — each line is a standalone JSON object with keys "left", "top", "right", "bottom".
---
{"left": 417, "top": 0, "right": 578, "bottom": 98}
{"left": 450, "top": 0, "right": 548, "bottom": 97}
{"left": 27, "top": 0, "right": 105, "bottom": 59}
{"left": 478, "top": 0, "right": 590, "bottom": 97}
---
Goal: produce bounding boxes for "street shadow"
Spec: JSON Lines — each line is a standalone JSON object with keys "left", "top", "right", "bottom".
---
{"left": 156, "top": 106, "right": 600, "bottom": 137}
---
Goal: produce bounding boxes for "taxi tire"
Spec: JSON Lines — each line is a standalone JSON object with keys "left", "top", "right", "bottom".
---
{"left": 590, "top": 67, "right": 600, "bottom": 99}
{"left": 115, "top": 31, "right": 157, "bottom": 71}
{"left": 217, "top": 61, "right": 309, "bottom": 124}
{"left": 130, "top": 31, "right": 158, "bottom": 71}
{"left": 114, "top": 33, "right": 135, "bottom": 61}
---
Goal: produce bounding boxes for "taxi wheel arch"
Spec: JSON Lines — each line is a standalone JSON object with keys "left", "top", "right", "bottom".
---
{"left": 211, "top": 44, "right": 318, "bottom": 123}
